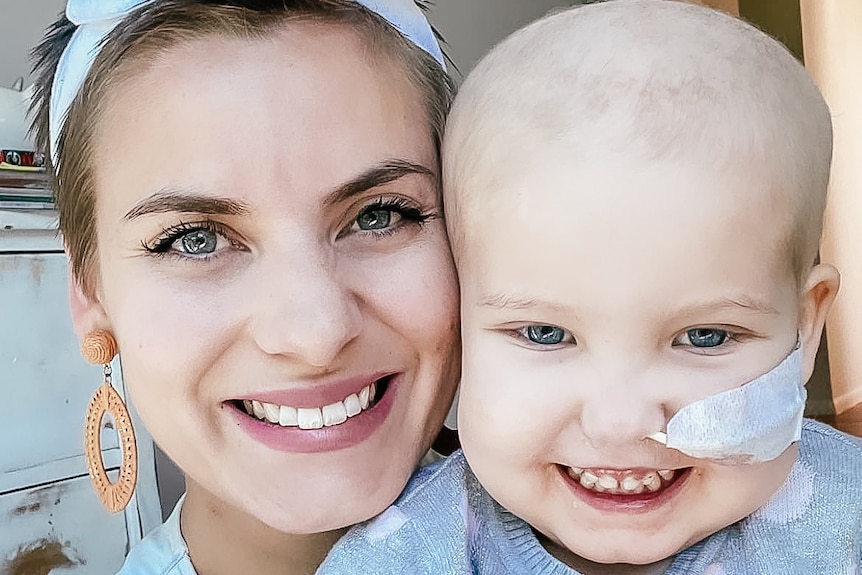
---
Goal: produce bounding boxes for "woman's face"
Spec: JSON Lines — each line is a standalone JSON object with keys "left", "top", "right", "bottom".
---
{"left": 75, "top": 22, "right": 460, "bottom": 533}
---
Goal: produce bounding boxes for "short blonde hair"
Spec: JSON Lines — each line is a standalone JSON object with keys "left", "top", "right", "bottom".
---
{"left": 444, "top": 0, "right": 832, "bottom": 280}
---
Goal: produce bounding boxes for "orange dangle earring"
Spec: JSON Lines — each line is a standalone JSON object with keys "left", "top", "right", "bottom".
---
{"left": 82, "top": 329, "right": 138, "bottom": 513}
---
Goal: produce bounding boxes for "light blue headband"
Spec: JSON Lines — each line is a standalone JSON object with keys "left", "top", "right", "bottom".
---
{"left": 49, "top": 0, "right": 445, "bottom": 167}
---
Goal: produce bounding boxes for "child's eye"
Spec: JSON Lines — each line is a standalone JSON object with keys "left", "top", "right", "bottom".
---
{"left": 683, "top": 328, "right": 728, "bottom": 348}
{"left": 673, "top": 327, "right": 744, "bottom": 355}
{"left": 517, "top": 324, "right": 574, "bottom": 346}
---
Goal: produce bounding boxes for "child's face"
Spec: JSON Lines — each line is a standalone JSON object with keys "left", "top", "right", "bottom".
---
{"left": 456, "top": 147, "right": 825, "bottom": 567}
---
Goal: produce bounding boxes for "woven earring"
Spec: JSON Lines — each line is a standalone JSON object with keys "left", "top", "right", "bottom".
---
{"left": 82, "top": 329, "right": 138, "bottom": 513}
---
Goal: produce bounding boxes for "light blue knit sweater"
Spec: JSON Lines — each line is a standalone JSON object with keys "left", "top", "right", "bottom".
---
{"left": 318, "top": 420, "right": 862, "bottom": 574}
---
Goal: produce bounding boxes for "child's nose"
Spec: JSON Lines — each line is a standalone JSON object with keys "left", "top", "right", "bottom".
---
{"left": 579, "top": 378, "right": 668, "bottom": 449}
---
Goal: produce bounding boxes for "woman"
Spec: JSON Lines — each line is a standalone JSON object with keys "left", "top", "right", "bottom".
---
{"left": 30, "top": 1, "right": 460, "bottom": 573}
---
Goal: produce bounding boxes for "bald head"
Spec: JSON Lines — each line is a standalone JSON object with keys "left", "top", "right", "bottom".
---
{"left": 444, "top": 0, "right": 832, "bottom": 279}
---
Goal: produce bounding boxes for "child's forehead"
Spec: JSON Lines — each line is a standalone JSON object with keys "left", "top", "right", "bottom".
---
{"left": 457, "top": 151, "right": 797, "bottom": 304}
{"left": 464, "top": 140, "right": 779, "bottom": 223}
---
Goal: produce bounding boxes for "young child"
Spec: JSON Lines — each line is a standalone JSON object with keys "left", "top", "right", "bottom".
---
{"left": 319, "top": 1, "right": 862, "bottom": 573}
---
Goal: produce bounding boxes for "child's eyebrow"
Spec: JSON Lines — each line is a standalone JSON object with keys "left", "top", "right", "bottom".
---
{"left": 124, "top": 189, "right": 250, "bottom": 220}
{"left": 478, "top": 293, "right": 567, "bottom": 312}
{"left": 673, "top": 296, "right": 781, "bottom": 317}
{"left": 478, "top": 294, "right": 779, "bottom": 316}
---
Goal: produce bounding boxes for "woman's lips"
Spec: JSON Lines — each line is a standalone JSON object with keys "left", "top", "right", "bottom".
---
{"left": 240, "top": 378, "right": 379, "bottom": 429}
{"left": 559, "top": 464, "right": 692, "bottom": 513}
{"left": 229, "top": 374, "right": 399, "bottom": 454}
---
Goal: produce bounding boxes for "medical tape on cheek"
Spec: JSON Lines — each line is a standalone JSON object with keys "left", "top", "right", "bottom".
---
{"left": 646, "top": 345, "right": 805, "bottom": 463}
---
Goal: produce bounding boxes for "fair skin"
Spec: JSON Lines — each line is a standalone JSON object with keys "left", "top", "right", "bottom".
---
{"left": 69, "top": 23, "right": 460, "bottom": 575}
{"left": 456, "top": 145, "right": 838, "bottom": 575}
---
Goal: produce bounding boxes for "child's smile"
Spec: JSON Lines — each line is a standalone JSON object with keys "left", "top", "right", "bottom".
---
{"left": 562, "top": 466, "right": 686, "bottom": 505}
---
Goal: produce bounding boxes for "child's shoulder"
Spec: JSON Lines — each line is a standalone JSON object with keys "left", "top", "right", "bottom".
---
{"left": 799, "top": 418, "right": 862, "bottom": 477}
{"left": 396, "top": 448, "right": 472, "bottom": 506}
{"left": 673, "top": 421, "right": 862, "bottom": 574}
{"left": 317, "top": 450, "right": 474, "bottom": 575}
{"left": 720, "top": 419, "right": 862, "bottom": 572}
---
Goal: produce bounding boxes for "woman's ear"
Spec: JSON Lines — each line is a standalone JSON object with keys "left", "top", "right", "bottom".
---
{"left": 799, "top": 263, "right": 840, "bottom": 382}
{"left": 68, "top": 265, "right": 110, "bottom": 342}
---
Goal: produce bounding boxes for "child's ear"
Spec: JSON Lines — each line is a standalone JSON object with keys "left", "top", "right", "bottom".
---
{"left": 68, "top": 264, "right": 111, "bottom": 343}
{"left": 799, "top": 263, "right": 840, "bottom": 382}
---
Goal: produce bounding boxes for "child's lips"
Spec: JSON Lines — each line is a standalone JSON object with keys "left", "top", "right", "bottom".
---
{"left": 559, "top": 464, "right": 692, "bottom": 510}
{"left": 566, "top": 466, "right": 678, "bottom": 495}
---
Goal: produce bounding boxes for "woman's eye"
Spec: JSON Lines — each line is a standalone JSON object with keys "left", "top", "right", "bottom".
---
{"left": 175, "top": 229, "right": 218, "bottom": 255}
{"left": 145, "top": 221, "right": 239, "bottom": 260}
{"left": 684, "top": 328, "right": 728, "bottom": 348}
{"left": 355, "top": 207, "right": 400, "bottom": 231}
{"left": 340, "top": 198, "right": 432, "bottom": 240}
{"left": 519, "top": 325, "right": 572, "bottom": 346}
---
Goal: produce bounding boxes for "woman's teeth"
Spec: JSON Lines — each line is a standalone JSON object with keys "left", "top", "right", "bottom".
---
{"left": 567, "top": 467, "right": 677, "bottom": 495}
{"left": 243, "top": 381, "right": 376, "bottom": 430}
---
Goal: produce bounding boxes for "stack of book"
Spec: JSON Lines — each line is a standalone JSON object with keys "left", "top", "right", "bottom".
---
{"left": 0, "top": 169, "right": 53, "bottom": 210}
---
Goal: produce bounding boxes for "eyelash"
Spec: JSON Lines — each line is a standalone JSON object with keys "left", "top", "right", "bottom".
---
{"left": 341, "top": 196, "right": 435, "bottom": 240}
{"left": 141, "top": 197, "right": 435, "bottom": 260}
{"left": 672, "top": 327, "right": 746, "bottom": 356}
{"left": 502, "top": 325, "right": 750, "bottom": 355}
{"left": 142, "top": 219, "right": 241, "bottom": 260}
{"left": 507, "top": 324, "right": 576, "bottom": 351}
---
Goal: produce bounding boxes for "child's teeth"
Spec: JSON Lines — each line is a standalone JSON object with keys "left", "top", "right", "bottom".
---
{"left": 322, "top": 401, "right": 348, "bottom": 426}
{"left": 568, "top": 467, "right": 680, "bottom": 495}
{"left": 597, "top": 475, "right": 619, "bottom": 490}
{"left": 344, "top": 393, "right": 362, "bottom": 417}
{"left": 297, "top": 407, "right": 323, "bottom": 429}
{"left": 621, "top": 475, "right": 644, "bottom": 493}
{"left": 642, "top": 472, "right": 661, "bottom": 492}
{"left": 279, "top": 405, "right": 298, "bottom": 427}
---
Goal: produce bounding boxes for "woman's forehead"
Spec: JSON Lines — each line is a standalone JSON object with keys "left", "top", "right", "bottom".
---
{"left": 91, "top": 24, "right": 434, "bottom": 216}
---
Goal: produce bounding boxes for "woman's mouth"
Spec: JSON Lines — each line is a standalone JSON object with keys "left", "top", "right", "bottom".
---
{"left": 228, "top": 374, "right": 397, "bottom": 453}
{"left": 238, "top": 378, "right": 383, "bottom": 429}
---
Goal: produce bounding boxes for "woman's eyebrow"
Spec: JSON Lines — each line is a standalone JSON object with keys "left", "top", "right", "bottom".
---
{"left": 124, "top": 189, "right": 250, "bottom": 220}
{"left": 323, "top": 159, "right": 435, "bottom": 207}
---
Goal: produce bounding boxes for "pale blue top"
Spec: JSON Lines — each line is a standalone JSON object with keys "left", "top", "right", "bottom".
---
{"left": 319, "top": 420, "right": 862, "bottom": 574}
{"left": 115, "top": 449, "right": 446, "bottom": 574}
{"left": 117, "top": 495, "right": 196, "bottom": 574}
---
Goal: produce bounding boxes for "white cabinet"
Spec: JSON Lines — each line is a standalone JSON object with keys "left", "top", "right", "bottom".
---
{"left": 0, "top": 209, "right": 160, "bottom": 574}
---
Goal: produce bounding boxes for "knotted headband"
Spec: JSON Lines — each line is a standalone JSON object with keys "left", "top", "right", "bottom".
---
{"left": 49, "top": 0, "right": 445, "bottom": 167}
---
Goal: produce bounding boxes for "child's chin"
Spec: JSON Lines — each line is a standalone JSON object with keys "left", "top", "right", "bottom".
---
{"left": 551, "top": 534, "right": 684, "bottom": 570}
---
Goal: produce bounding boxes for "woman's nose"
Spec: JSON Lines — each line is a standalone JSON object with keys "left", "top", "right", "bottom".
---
{"left": 248, "top": 248, "right": 362, "bottom": 368}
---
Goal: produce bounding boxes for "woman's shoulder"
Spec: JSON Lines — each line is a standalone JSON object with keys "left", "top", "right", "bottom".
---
{"left": 118, "top": 497, "right": 197, "bottom": 575}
